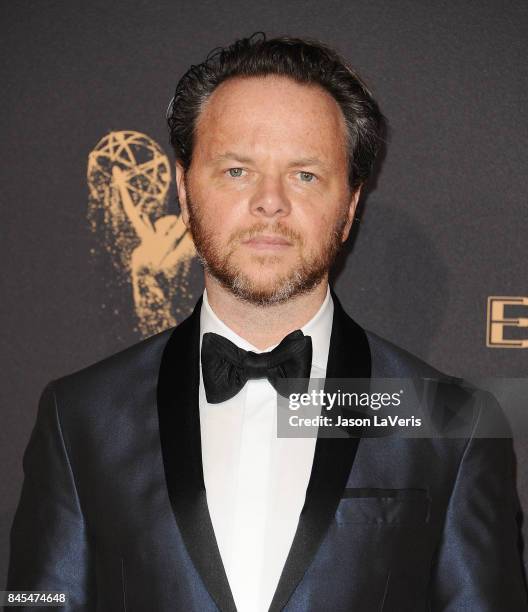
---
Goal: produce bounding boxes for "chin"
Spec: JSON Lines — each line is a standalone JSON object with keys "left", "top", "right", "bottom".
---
{"left": 234, "top": 277, "right": 286, "bottom": 295}
{"left": 237, "top": 267, "right": 297, "bottom": 287}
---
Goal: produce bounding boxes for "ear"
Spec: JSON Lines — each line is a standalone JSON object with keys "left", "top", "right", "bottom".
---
{"left": 175, "top": 161, "right": 190, "bottom": 228}
{"left": 341, "top": 185, "right": 362, "bottom": 242}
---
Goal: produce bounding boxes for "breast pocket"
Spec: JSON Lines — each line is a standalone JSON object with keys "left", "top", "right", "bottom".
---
{"left": 335, "top": 487, "right": 431, "bottom": 525}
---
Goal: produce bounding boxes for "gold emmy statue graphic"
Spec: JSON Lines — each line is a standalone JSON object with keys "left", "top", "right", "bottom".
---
{"left": 87, "top": 130, "right": 196, "bottom": 337}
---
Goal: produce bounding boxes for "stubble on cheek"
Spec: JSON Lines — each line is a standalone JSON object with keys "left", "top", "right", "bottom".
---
{"left": 183, "top": 171, "right": 351, "bottom": 304}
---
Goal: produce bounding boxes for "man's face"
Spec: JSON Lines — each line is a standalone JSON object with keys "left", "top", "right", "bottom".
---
{"left": 176, "top": 75, "right": 361, "bottom": 306}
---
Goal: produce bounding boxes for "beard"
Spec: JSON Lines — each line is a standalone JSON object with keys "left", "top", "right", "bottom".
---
{"left": 184, "top": 181, "right": 350, "bottom": 307}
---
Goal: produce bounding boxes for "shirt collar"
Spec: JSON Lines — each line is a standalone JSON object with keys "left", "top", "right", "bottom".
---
{"left": 199, "top": 285, "right": 334, "bottom": 371}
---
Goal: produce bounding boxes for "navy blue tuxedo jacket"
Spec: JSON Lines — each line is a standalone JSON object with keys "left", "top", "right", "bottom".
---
{"left": 6, "top": 290, "right": 528, "bottom": 611}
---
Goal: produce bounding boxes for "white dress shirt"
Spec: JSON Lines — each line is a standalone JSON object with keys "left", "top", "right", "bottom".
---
{"left": 198, "top": 286, "right": 334, "bottom": 612}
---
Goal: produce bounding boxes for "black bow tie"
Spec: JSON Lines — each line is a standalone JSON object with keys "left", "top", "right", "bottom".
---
{"left": 201, "top": 329, "right": 313, "bottom": 404}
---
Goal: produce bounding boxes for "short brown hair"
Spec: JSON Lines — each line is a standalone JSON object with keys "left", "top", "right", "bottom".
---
{"left": 167, "top": 32, "right": 385, "bottom": 191}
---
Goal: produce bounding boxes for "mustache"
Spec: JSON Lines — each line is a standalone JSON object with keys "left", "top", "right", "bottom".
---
{"left": 231, "top": 223, "right": 302, "bottom": 245}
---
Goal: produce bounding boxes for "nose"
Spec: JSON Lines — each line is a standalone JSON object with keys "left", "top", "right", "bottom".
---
{"left": 249, "top": 175, "right": 292, "bottom": 219}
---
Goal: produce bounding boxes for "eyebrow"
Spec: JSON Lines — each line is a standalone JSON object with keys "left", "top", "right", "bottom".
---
{"left": 210, "top": 151, "right": 328, "bottom": 168}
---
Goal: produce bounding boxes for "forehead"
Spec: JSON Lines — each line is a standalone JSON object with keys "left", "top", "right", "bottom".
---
{"left": 193, "top": 75, "right": 347, "bottom": 164}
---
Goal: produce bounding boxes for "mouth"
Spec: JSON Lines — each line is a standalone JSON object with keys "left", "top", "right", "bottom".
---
{"left": 242, "top": 234, "right": 292, "bottom": 251}
{"left": 242, "top": 234, "right": 294, "bottom": 250}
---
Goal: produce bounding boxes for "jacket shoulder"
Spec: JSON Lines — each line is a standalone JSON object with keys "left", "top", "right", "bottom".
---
{"left": 364, "top": 329, "right": 509, "bottom": 434}
{"left": 366, "top": 329, "right": 457, "bottom": 382}
{"left": 364, "top": 328, "right": 483, "bottom": 396}
{"left": 49, "top": 326, "right": 175, "bottom": 403}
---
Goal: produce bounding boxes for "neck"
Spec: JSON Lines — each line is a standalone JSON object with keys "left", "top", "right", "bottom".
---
{"left": 204, "top": 273, "right": 329, "bottom": 350}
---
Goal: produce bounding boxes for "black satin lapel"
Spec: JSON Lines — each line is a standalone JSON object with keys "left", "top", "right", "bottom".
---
{"left": 269, "top": 288, "right": 372, "bottom": 612}
{"left": 157, "top": 295, "right": 237, "bottom": 612}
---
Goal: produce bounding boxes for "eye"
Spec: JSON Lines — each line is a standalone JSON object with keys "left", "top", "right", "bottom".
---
{"left": 227, "top": 167, "right": 246, "bottom": 178}
{"left": 298, "top": 171, "right": 316, "bottom": 183}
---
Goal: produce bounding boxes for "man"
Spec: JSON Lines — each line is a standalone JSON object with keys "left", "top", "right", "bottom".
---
{"left": 6, "top": 33, "right": 528, "bottom": 611}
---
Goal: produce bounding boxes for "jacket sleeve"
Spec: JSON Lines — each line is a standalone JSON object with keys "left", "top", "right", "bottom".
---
{"left": 5, "top": 381, "right": 95, "bottom": 610}
{"left": 429, "top": 389, "right": 528, "bottom": 610}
